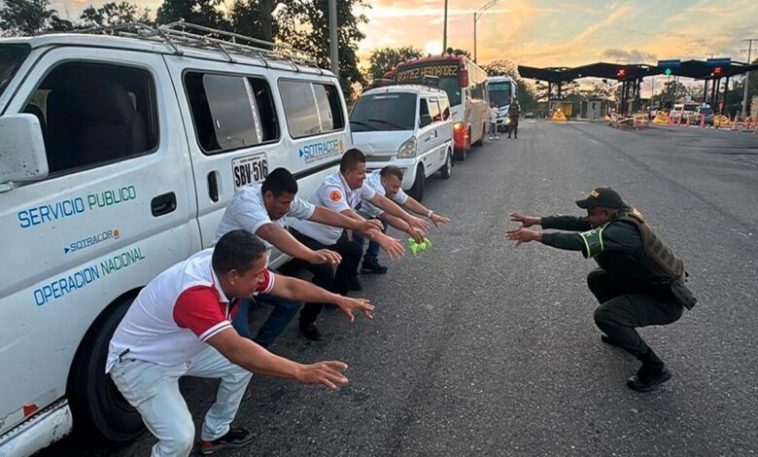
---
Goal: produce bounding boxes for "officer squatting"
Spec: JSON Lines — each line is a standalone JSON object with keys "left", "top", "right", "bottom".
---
{"left": 507, "top": 187, "right": 697, "bottom": 392}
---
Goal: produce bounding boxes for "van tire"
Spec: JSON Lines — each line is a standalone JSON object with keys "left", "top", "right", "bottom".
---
{"left": 68, "top": 296, "right": 144, "bottom": 444}
{"left": 408, "top": 166, "right": 425, "bottom": 201}
{"left": 473, "top": 123, "right": 486, "bottom": 147}
{"left": 440, "top": 150, "right": 452, "bottom": 179}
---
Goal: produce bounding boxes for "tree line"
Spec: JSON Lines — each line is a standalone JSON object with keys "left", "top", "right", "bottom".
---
{"left": 0, "top": 0, "right": 369, "bottom": 97}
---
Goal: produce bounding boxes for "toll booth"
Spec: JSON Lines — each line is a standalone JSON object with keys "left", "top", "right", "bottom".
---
{"left": 549, "top": 100, "right": 574, "bottom": 119}
{"left": 580, "top": 99, "right": 609, "bottom": 120}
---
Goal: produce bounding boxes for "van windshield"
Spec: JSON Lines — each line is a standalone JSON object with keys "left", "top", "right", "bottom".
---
{"left": 0, "top": 44, "right": 31, "bottom": 98}
{"left": 350, "top": 93, "right": 416, "bottom": 131}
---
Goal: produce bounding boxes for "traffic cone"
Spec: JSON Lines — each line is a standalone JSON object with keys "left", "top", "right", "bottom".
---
{"left": 699, "top": 114, "right": 705, "bottom": 128}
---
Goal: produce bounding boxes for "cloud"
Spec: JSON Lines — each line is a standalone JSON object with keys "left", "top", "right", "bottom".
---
{"left": 602, "top": 48, "right": 658, "bottom": 64}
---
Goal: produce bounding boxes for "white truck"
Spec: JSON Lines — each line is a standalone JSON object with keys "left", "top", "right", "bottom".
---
{"left": 0, "top": 23, "right": 350, "bottom": 456}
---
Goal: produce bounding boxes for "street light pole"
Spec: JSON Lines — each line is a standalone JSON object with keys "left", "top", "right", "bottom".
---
{"left": 443, "top": 0, "right": 448, "bottom": 52}
{"left": 742, "top": 38, "right": 757, "bottom": 118}
{"left": 329, "top": 0, "right": 338, "bottom": 78}
{"left": 473, "top": 0, "right": 502, "bottom": 64}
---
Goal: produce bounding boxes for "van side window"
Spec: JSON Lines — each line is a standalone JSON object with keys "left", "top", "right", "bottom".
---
{"left": 279, "top": 80, "right": 345, "bottom": 138}
{"left": 428, "top": 98, "right": 441, "bottom": 122}
{"left": 185, "top": 73, "right": 277, "bottom": 154}
{"left": 419, "top": 98, "right": 430, "bottom": 124}
{"left": 23, "top": 62, "right": 158, "bottom": 175}
{"left": 439, "top": 97, "right": 451, "bottom": 120}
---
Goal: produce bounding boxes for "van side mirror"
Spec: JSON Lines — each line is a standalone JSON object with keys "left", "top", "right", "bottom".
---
{"left": 0, "top": 114, "right": 48, "bottom": 191}
{"left": 420, "top": 114, "right": 433, "bottom": 128}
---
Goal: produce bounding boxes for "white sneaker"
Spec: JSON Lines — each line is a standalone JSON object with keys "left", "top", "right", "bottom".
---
{"left": 495, "top": 136, "right": 500, "bottom": 139}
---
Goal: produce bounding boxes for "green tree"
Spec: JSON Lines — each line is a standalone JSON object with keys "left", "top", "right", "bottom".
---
{"left": 276, "top": 0, "right": 369, "bottom": 99}
{"left": 79, "top": 2, "right": 151, "bottom": 27}
{"left": 482, "top": 59, "right": 516, "bottom": 77}
{"left": 652, "top": 80, "right": 691, "bottom": 108}
{"left": 367, "top": 46, "right": 422, "bottom": 81}
{"left": 155, "top": 0, "right": 230, "bottom": 30}
{"left": 0, "top": 0, "right": 72, "bottom": 35}
{"left": 229, "top": 0, "right": 277, "bottom": 43}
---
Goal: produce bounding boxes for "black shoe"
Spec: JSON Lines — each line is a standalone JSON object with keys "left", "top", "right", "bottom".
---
{"left": 361, "top": 260, "right": 388, "bottom": 274}
{"left": 199, "top": 427, "right": 253, "bottom": 455}
{"left": 627, "top": 367, "right": 672, "bottom": 392}
{"left": 348, "top": 276, "right": 362, "bottom": 291}
{"left": 299, "top": 323, "right": 322, "bottom": 341}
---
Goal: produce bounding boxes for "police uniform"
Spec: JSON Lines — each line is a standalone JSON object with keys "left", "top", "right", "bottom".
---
{"left": 355, "top": 170, "right": 409, "bottom": 269}
{"left": 212, "top": 185, "right": 315, "bottom": 347}
{"left": 539, "top": 188, "right": 696, "bottom": 391}
{"left": 289, "top": 171, "right": 376, "bottom": 338}
{"left": 507, "top": 103, "right": 520, "bottom": 138}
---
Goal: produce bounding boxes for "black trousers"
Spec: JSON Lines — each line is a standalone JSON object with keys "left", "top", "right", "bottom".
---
{"left": 290, "top": 229, "right": 363, "bottom": 326}
{"left": 508, "top": 121, "right": 518, "bottom": 138}
{"left": 587, "top": 269, "right": 683, "bottom": 356}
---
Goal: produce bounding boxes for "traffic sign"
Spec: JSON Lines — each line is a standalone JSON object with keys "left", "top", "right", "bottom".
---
{"left": 706, "top": 58, "right": 731, "bottom": 67}
{"left": 657, "top": 59, "right": 681, "bottom": 68}
{"left": 664, "top": 68, "right": 672, "bottom": 76}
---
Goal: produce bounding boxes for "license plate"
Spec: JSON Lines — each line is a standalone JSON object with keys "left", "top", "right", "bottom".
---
{"left": 232, "top": 153, "right": 269, "bottom": 190}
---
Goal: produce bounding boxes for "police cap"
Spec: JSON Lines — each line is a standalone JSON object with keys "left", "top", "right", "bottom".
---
{"left": 575, "top": 187, "right": 622, "bottom": 209}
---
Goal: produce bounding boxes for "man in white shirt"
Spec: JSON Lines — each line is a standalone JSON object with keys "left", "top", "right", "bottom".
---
{"left": 213, "top": 168, "right": 396, "bottom": 348}
{"left": 107, "top": 230, "right": 373, "bottom": 457}
{"left": 489, "top": 102, "right": 499, "bottom": 140}
{"left": 356, "top": 165, "right": 451, "bottom": 274}
{"left": 290, "top": 149, "right": 429, "bottom": 340}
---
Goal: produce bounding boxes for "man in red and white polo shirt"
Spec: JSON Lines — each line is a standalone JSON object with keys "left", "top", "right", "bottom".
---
{"left": 107, "top": 230, "right": 373, "bottom": 457}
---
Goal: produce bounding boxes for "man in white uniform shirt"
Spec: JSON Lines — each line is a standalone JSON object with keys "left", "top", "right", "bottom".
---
{"left": 290, "top": 149, "right": 429, "bottom": 340}
{"left": 356, "top": 165, "right": 451, "bottom": 274}
{"left": 213, "top": 168, "right": 396, "bottom": 348}
{"left": 107, "top": 230, "right": 373, "bottom": 457}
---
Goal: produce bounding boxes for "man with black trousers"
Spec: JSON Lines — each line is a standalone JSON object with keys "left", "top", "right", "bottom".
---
{"left": 290, "top": 149, "right": 428, "bottom": 341}
{"left": 506, "top": 187, "right": 696, "bottom": 392}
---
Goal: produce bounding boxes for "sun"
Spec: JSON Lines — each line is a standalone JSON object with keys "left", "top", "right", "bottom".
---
{"left": 425, "top": 41, "right": 441, "bottom": 57}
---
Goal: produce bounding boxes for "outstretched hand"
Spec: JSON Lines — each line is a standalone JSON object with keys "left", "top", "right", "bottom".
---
{"left": 510, "top": 212, "right": 540, "bottom": 228}
{"left": 505, "top": 226, "right": 542, "bottom": 247}
{"left": 295, "top": 361, "right": 349, "bottom": 389}
{"left": 335, "top": 296, "right": 375, "bottom": 322}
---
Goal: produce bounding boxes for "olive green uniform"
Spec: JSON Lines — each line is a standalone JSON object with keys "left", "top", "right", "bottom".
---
{"left": 540, "top": 207, "right": 692, "bottom": 356}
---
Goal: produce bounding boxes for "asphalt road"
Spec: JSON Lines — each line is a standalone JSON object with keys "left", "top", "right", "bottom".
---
{"left": 38, "top": 120, "right": 758, "bottom": 457}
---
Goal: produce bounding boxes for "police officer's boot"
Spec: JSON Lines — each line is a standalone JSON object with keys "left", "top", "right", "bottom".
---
{"left": 627, "top": 348, "right": 671, "bottom": 392}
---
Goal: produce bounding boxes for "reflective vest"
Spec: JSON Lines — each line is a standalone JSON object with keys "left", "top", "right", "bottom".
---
{"left": 579, "top": 207, "right": 685, "bottom": 283}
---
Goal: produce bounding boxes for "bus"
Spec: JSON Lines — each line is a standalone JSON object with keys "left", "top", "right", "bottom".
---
{"left": 389, "top": 55, "right": 489, "bottom": 160}
{"left": 487, "top": 76, "right": 518, "bottom": 132}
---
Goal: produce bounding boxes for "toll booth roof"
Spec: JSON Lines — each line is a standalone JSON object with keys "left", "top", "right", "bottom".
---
{"left": 518, "top": 61, "right": 758, "bottom": 82}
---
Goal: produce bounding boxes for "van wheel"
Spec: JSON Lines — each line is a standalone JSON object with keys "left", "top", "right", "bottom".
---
{"left": 440, "top": 150, "right": 452, "bottom": 179}
{"left": 473, "top": 124, "right": 486, "bottom": 147}
{"left": 408, "top": 166, "right": 425, "bottom": 201}
{"left": 68, "top": 296, "right": 144, "bottom": 443}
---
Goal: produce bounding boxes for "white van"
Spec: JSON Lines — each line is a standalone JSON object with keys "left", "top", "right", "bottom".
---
{"left": 349, "top": 85, "right": 454, "bottom": 201}
{"left": 0, "top": 23, "right": 350, "bottom": 457}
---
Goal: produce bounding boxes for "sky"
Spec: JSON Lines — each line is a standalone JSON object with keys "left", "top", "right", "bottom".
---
{"left": 52, "top": 0, "right": 758, "bottom": 93}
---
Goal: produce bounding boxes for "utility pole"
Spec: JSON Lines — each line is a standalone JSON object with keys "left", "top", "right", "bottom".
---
{"left": 742, "top": 38, "right": 758, "bottom": 118}
{"left": 329, "top": 0, "right": 339, "bottom": 78}
{"left": 443, "top": 0, "right": 449, "bottom": 52}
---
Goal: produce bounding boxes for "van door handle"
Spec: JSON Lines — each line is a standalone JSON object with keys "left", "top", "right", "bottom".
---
{"left": 151, "top": 192, "right": 177, "bottom": 217}
{"left": 207, "top": 171, "right": 219, "bottom": 202}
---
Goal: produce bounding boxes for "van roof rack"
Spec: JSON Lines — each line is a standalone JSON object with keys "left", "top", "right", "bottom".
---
{"left": 71, "top": 21, "right": 323, "bottom": 72}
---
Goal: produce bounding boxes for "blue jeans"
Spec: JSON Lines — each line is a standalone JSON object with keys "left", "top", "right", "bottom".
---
{"left": 232, "top": 292, "right": 302, "bottom": 348}
{"left": 353, "top": 219, "right": 387, "bottom": 264}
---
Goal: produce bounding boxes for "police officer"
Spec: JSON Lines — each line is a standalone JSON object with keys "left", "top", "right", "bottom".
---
{"left": 507, "top": 100, "right": 520, "bottom": 139}
{"left": 506, "top": 187, "right": 696, "bottom": 392}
